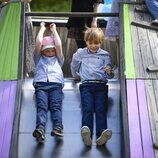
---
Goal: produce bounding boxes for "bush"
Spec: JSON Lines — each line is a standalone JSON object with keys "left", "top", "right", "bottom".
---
{"left": 30, "top": 0, "right": 71, "bottom": 12}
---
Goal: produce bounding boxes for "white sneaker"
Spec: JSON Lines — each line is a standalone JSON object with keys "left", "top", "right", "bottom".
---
{"left": 96, "top": 129, "right": 112, "bottom": 146}
{"left": 81, "top": 126, "right": 92, "bottom": 146}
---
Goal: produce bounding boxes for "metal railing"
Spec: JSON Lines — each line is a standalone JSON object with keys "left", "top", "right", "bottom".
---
{"left": 25, "top": 12, "right": 119, "bottom": 18}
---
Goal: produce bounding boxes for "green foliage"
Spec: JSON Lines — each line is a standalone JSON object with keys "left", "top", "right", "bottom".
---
{"left": 30, "top": 0, "right": 71, "bottom": 12}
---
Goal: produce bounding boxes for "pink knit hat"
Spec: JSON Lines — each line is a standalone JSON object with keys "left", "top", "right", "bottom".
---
{"left": 41, "top": 36, "right": 55, "bottom": 51}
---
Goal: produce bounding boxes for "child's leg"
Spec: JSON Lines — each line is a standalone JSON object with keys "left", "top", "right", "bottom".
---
{"left": 79, "top": 84, "right": 94, "bottom": 137}
{"left": 95, "top": 84, "right": 112, "bottom": 145}
{"left": 95, "top": 84, "right": 108, "bottom": 138}
{"left": 79, "top": 83, "right": 94, "bottom": 146}
{"left": 34, "top": 83, "right": 49, "bottom": 131}
{"left": 49, "top": 83, "right": 63, "bottom": 131}
{"left": 33, "top": 82, "right": 49, "bottom": 142}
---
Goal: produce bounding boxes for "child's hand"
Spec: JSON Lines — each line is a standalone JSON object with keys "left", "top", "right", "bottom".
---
{"left": 103, "top": 65, "right": 113, "bottom": 76}
{"left": 50, "top": 23, "right": 56, "bottom": 32}
{"left": 74, "top": 76, "right": 81, "bottom": 82}
{"left": 40, "top": 22, "right": 46, "bottom": 31}
{"left": 40, "top": 22, "right": 45, "bottom": 26}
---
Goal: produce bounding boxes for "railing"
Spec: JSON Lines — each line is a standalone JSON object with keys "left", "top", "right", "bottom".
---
{"left": 24, "top": 11, "right": 120, "bottom": 77}
{"left": 25, "top": 12, "right": 119, "bottom": 17}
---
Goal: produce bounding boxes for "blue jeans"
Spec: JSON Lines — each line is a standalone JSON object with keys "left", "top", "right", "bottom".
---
{"left": 146, "top": 0, "right": 158, "bottom": 19}
{"left": 79, "top": 83, "right": 108, "bottom": 138}
{"left": 34, "top": 82, "right": 63, "bottom": 131}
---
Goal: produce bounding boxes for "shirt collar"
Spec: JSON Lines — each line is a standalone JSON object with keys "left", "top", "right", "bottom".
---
{"left": 87, "top": 48, "right": 101, "bottom": 54}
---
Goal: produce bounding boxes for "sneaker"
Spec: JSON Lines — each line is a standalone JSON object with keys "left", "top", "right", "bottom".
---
{"left": 151, "top": 19, "right": 158, "bottom": 26}
{"left": 96, "top": 129, "right": 112, "bottom": 146}
{"left": 81, "top": 126, "right": 92, "bottom": 146}
{"left": 51, "top": 127, "right": 63, "bottom": 137}
{"left": 33, "top": 128, "right": 45, "bottom": 143}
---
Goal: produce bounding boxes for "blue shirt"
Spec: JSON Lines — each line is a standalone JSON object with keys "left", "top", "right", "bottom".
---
{"left": 71, "top": 48, "right": 113, "bottom": 82}
{"left": 33, "top": 55, "right": 64, "bottom": 85}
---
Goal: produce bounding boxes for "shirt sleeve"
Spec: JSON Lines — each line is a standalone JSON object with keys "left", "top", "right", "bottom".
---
{"left": 71, "top": 49, "right": 82, "bottom": 77}
{"left": 57, "top": 58, "right": 64, "bottom": 67}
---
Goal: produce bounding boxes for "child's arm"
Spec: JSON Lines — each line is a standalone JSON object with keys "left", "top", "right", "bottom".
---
{"left": 50, "top": 23, "right": 64, "bottom": 61}
{"left": 103, "top": 54, "right": 114, "bottom": 78}
{"left": 103, "top": 65, "right": 113, "bottom": 77}
{"left": 71, "top": 49, "right": 82, "bottom": 80}
{"left": 35, "top": 22, "right": 46, "bottom": 56}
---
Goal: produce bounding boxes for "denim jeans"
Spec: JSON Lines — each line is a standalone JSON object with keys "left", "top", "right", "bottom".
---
{"left": 34, "top": 82, "right": 63, "bottom": 131}
{"left": 79, "top": 83, "right": 108, "bottom": 138}
{"left": 145, "top": 0, "right": 158, "bottom": 19}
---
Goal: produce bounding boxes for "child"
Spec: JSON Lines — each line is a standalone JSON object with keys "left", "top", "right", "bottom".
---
{"left": 71, "top": 27, "right": 113, "bottom": 146}
{"left": 32, "top": 22, "right": 64, "bottom": 143}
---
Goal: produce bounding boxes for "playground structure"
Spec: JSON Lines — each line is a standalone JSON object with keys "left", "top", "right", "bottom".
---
{"left": 0, "top": 1, "right": 158, "bottom": 158}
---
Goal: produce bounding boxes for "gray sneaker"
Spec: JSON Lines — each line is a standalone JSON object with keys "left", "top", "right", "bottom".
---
{"left": 96, "top": 129, "right": 112, "bottom": 146}
{"left": 81, "top": 126, "right": 92, "bottom": 146}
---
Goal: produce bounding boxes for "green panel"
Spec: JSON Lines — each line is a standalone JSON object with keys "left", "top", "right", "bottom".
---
{"left": 0, "top": 3, "right": 21, "bottom": 80}
{"left": 123, "top": 4, "right": 135, "bottom": 79}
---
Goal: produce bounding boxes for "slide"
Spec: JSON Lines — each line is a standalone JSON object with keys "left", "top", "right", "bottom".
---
{"left": 0, "top": 2, "right": 122, "bottom": 158}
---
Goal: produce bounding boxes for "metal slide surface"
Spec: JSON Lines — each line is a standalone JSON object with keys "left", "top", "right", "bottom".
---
{"left": 18, "top": 78, "right": 121, "bottom": 158}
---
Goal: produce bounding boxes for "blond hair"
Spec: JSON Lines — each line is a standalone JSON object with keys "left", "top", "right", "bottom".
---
{"left": 84, "top": 27, "right": 104, "bottom": 44}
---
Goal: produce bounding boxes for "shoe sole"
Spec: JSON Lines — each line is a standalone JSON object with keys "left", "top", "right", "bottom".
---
{"left": 81, "top": 126, "right": 92, "bottom": 146}
{"left": 51, "top": 131, "right": 63, "bottom": 137}
{"left": 96, "top": 130, "right": 112, "bottom": 146}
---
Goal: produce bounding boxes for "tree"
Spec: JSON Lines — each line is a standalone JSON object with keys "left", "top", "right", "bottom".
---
{"left": 30, "top": 0, "right": 71, "bottom": 12}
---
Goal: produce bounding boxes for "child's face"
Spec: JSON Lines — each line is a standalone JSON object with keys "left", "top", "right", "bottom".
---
{"left": 42, "top": 48, "right": 56, "bottom": 57}
{"left": 86, "top": 41, "right": 101, "bottom": 53}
